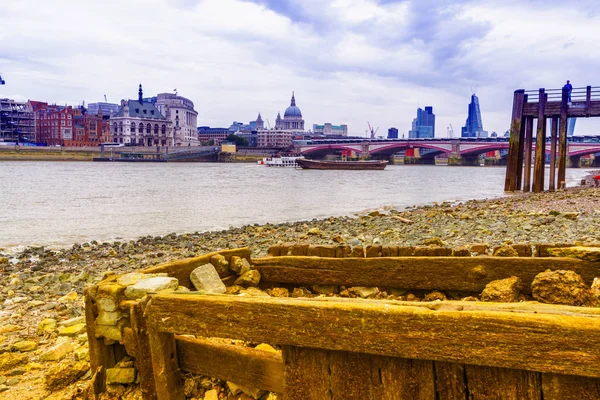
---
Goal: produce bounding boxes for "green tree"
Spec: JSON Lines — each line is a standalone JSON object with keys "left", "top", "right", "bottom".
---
{"left": 226, "top": 134, "right": 248, "bottom": 147}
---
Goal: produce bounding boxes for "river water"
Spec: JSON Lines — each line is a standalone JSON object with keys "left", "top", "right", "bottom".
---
{"left": 0, "top": 162, "right": 593, "bottom": 249}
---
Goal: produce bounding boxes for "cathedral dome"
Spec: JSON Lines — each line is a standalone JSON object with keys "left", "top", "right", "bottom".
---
{"left": 284, "top": 92, "right": 302, "bottom": 118}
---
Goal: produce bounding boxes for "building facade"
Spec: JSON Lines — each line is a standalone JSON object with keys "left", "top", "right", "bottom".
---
{"left": 87, "top": 102, "right": 119, "bottom": 116}
{"left": 111, "top": 85, "right": 173, "bottom": 146}
{"left": 461, "top": 95, "right": 487, "bottom": 138}
{"left": 64, "top": 108, "right": 111, "bottom": 147}
{"left": 31, "top": 103, "right": 75, "bottom": 146}
{"left": 153, "top": 93, "right": 199, "bottom": 146}
{"left": 0, "top": 99, "right": 35, "bottom": 142}
{"left": 275, "top": 92, "right": 305, "bottom": 131}
{"left": 387, "top": 127, "right": 398, "bottom": 139}
{"left": 409, "top": 106, "right": 435, "bottom": 138}
{"left": 257, "top": 129, "right": 293, "bottom": 148}
{"left": 197, "top": 127, "right": 230, "bottom": 145}
{"left": 313, "top": 123, "right": 348, "bottom": 136}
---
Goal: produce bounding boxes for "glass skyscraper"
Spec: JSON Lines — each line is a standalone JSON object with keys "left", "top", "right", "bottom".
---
{"left": 388, "top": 127, "right": 398, "bottom": 139}
{"left": 461, "top": 94, "right": 487, "bottom": 138}
{"left": 408, "top": 106, "right": 435, "bottom": 138}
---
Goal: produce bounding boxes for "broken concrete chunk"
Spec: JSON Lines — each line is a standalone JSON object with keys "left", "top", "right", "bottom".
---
{"left": 40, "top": 339, "right": 72, "bottom": 362}
{"left": 190, "top": 264, "right": 226, "bottom": 294}
{"left": 231, "top": 257, "right": 252, "bottom": 274}
{"left": 124, "top": 277, "right": 179, "bottom": 300}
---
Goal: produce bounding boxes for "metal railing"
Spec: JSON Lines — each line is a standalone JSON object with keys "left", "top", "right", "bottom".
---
{"left": 524, "top": 86, "right": 600, "bottom": 102}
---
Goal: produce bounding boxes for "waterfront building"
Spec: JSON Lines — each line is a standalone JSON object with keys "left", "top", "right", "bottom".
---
{"left": 461, "top": 95, "right": 488, "bottom": 138}
{"left": 313, "top": 123, "right": 348, "bottom": 136}
{"left": 197, "top": 126, "right": 229, "bottom": 145}
{"left": 153, "top": 93, "right": 199, "bottom": 146}
{"left": 275, "top": 92, "right": 305, "bottom": 131}
{"left": 30, "top": 102, "right": 75, "bottom": 146}
{"left": 87, "top": 102, "right": 119, "bottom": 116}
{"left": 388, "top": 127, "right": 398, "bottom": 139}
{"left": 64, "top": 107, "right": 111, "bottom": 147}
{"left": 257, "top": 129, "right": 293, "bottom": 148}
{"left": 111, "top": 85, "right": 174, "bottom": 146}
{"left": 0, "top": 98, "right": 35, "bottom": 142}
{"left": 409, "top": 106, "right": 435, "bottom": 138}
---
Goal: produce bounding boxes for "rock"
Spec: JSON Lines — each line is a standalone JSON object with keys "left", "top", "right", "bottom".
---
{"left": 0, "top": 376, "right": 5, "bottom": 385}
{"left": 470, "top": 244, "right": 489, "bottom": 255}
{"left": 307, "top": 227, "right": 321, "bottom": 235}
{"left": 591, "top": 277, "right": 600, "bottom": 300}
{"left": 481, "top": 277, "right": 523, "bottom": 302}
{"left": 106, "top": 367, "right": 136, "bottom": 384}
{"left": 57, "top": 291, "right": 78, "bottom": 303}
{"left": 290, "top": 287, "right": 313, "bottom": 298}
{"left": 255, "top": 343, "right": 278, "bottom": 353}
{"left": 40, "top": 339, "right": 72, "bottom": 361}
{"left": 12, "top": 341, "right": 38, "bottom": 352}
{"left": 312, "top": 285, "right": 339, "bottom": 295}
{"left": 493, "top": 246, "right": 519, "bottom": 257}
{"left": 0, "top": 325, "right": 22, "bottom": 335}
{"left": 422, "top": 237, "right": 445, "bottom": 247}
{"left": 203, "top": 389, "right": 219, "bottom": 400}
{"left": 6, "top": 377, "right": 18, "bottom": 386}
{"left": 547, "top": 246, "right": 600, "bottom": 262}
{"left": 209, "top": 254, "right": 230, "bottom": 276}
{"left": 0, "top": 353, "right": 27, "bottom": 373}
{"left": 234, "top": 270, "right": 261, "bottom": 288}
{"left": 348, "top": 287, "right": 379, "bottom": 298}
{"left": 423, "top": 291, "right": 447, "bottom": 301}
{"left": 37, "top": 318, "right": 57, "bottom": 335}
{"left": 532, "top": 270, "right": 595, "bottom": 306}
{"left": 227, "top": 381, "right": 242, "bottom": 395}
{"left": 58, "top": 316, "right": 85, "bottom": 327}
{"left": 231, "top": 257, "right": 252, "bottom": 274}
{"left": 117, "top": 272, "right": 147, "bottom": 287}
{"left": 58, "top": 323, "right": 87, "bottom": 337}
{"left": 239, "top": 287, "right": 269, "bottom": 297}
{"left": 44, "top": 360, "right": 89, "bottom": 391}
{"left": 190, "top": 264, "right": 227, "bottom": 294}
{"left": 96, "top": 311, "right": 122, "bottom": 326}
{"left": 267, "top": 287, "right": 289, "bottom": 297}
{"left": 75, "top": 348, "right": 90, "bottom": 361}
{"left": 124, "top": 277, "right": 179, "bottom": 299}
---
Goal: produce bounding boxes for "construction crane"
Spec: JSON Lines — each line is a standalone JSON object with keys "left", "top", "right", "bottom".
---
{"left": 0, "top": 73, "right": 5, "bottom": 85}
{"left": 104, "top": 94, "right": 107, "bottom": 102}
{"left": 367, "top": 122, "right": 379, "bottom": 139}
{"left": 447, "top": 124, "right": 455, "bottom": 138}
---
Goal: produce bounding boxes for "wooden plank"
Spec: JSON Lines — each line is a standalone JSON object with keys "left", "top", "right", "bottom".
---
{"left": 176, "top": 336, "right": 283, "bottom": 393}
{"left": 515, "top": 94, "right": 528, "bottom": 190}
{"left": 146, "top": 294, "right": 600, "bottom": 378}
{"left": 252, "top": 256, "right": 600, "bottom": 293}
{"left": 505, "top": 89, "right": 525, "bottom": 191}
{"left": 586, "top": 86, "right": 592, "bottom": 116}
{"left": 141, "top": 248, "right": 251, "bottom": 288}
{"left": 434, "top": 362, "right": 467, "bottom": 400}
{"left": 549, "top": 116, "right": 558, "bottom": 191}
{"left": 523, "top": 117, "right": 534, "bottom": 192}
{"left": 282, "top": 347, "right": 435, "bottom": 400}
{"left": 558, "top": 88, "right": 568, "bottom": 187}
{"left": 84, "top": 287, "right": 115, "bottom": 389}
{"left": 465, "top": 365, "right": 542, "bottom": 400}
{"left": 147, "top": 324, "right": 184, "bottom": 400}
{"left": 130, "top": 301, "right": 157, "bottom": 400}
{"left": 542, "top": 373, "right": 600, "bottom": 400}
{"left": 533, "top": 89, "right": 547, "bottom": 192}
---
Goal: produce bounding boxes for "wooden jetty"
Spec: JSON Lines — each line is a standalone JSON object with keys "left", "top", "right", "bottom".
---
{"left": 85, "top": 244, "right": 600, "bottom": 399}
{"left": 504, "top": 85, "right": 600, "bottom": 192}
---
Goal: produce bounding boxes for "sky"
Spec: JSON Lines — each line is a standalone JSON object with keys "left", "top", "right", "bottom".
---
{"left": 1, "top": 0, "right": 599, "bottom": 137}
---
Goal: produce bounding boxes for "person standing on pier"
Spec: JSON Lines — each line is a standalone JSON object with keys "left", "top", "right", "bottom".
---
{"left": 563, "top": 80, "right": 573, "bottom": 103}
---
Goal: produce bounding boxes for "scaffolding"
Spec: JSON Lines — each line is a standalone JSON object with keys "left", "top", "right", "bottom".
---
{"left": 0, "top": 99, "right": 35, "bottom": 142}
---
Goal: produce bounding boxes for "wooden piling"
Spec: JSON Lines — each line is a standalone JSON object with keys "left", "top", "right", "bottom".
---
{"left": 533, "top": 89, "right": 547, "bottom": 192}
{"left": 549, "top": 116, "right": 558, "bottom": 191}
{"left": 558, "top": 88, "right": 568, "bottom": 187}
{"left": 523, "top": 117, "right": 534, "bottom": 192}
{"left": 515, "top": 94, "right": 528, "bottom": 189}
{"left": 586, "top": 86, "right": 592, "bottom": 116}
{"left": 505, "top": 90, "right": 526, "bottom": 191}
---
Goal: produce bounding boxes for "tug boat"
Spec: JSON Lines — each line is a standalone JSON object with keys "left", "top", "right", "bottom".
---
{"left": 296, "top": 158, "right": 388, "bottom": 170}
{"left": 258, "top": 155, "right": 304, "bottom": 167}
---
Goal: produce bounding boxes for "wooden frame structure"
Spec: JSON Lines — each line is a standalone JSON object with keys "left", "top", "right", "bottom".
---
{"left": 85, "top": 244, "right": 600, "bottom": 399}
{"left": 505, "top": 85, "right": 600, "bottom": 192}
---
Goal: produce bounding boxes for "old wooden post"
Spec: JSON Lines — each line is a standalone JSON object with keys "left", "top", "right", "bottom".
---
{"left": 586, "top": 85, "right": 592, "bottom": 116}
{"left": 533, "top": 89, "right": 547, "bottom": 193}
{"left": 558, "top": 88, "right": 568, "bottom": 187}
{"left": 549, "top": 116, "right": 558, "bottom": 191}
{"left": 523, "top": 117, "right": 534, "bottom": 192}
{"left": 515, "top": 94, "right": 528, "bottom": 189}
{"left": 504, "top": 89, "right": 526, "bottom": 191}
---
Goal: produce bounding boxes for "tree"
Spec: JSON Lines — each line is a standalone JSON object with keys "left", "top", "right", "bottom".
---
{"left": 226, "top": 134, "right": 248, "bottom": 147}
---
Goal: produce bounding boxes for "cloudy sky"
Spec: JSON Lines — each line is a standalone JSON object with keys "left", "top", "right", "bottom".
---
{"left": 1, "top": 0, "right": 599, "bottom": 137}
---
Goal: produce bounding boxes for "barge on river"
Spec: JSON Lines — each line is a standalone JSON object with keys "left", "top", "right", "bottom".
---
{"left": 296, "top": 158, "right": 388, "bottom": 170}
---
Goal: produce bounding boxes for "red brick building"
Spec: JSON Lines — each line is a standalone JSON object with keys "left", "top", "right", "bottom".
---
{"left": 64, "top": 108, "right": 112, "bottom": 147}
{"left": 29, "top": 101, "right": 74, "bottom": 146}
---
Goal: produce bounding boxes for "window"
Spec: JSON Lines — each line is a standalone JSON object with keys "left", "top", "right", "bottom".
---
{"left": 130, "top": 122, "right": 135, "bottom": 133}
{"left": 139, "top": 124, "right": 144, "bottom": 133}
{"left": 146, "top": 123, "right": 151, "bottom": 133}
{"left": 161, "top": 125, "right": 166, "bottom": 135}
{"left": 61, "top": 121, "right": 65, "bottom": 126}
{"left": 113, "top": 123, "right": 118, "bottom": 133}
{"left": 68, "top": 114, "right": 72, "bottom": 119}
{"left": 154, "top": 124, "right": 159, "bottom": 134}
{"left": 90, "top": 121, "right": 97, "bottom": 131}
{"left": 119, "top": 122, "right": 123, "bottom": 133}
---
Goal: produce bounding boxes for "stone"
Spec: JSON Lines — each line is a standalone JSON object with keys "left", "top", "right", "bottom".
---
{"left": 307, "top": 227, "right": 321, "bottom": 235}
{"left": 75, "top": 348, "right": 89, "bottom": 361}
{"left": 234, "top": 270, "right": 261, "bottom": 288}
{"left": 0, "top": 324, "right": 22, "bottom": 335}
{"left": 267, "top": 287, "right": 289, "bottom": 297}
{"left": 290, "top": 287, "right": 313, "bottom": 298}
{"left": 481, "top": 276, "right": 523, "bottom": 302}
{"left": 209, "top": 254, "right": 230, "bottom": 276}
{"left": 0, "top": 376, "right": 5, "bottom": 385}
{"left": 493, "top": 246, "right": 519, "bottom": 257}
{"left": 0, "top": 353, "right": 28, "bottom": 373}
{"left": 96, "top": 323, "right": 125, "bottom": 342}
{"left": 423, "top": 291, "right": 447, "bottom": 301}
{"left": 58, "top": 323, "right": 86, "bottom": 337}
{"left": 44, "top": 360, "right": 89, "bottom": 391}
{"left": 37, "top": 318, "right": 57, "bottom": 335}
{"left": 6, "top": 377, "right": 18, "bottom": 386}
{"left": 40, "top": 339, "right": 72, "bottom": 361}
{"left": 239, "top": 287, "right": 269, "bottom": 297}
{"left": 231, "top": 257, "right": 252, "bottom": 274}
{"left": 96, "top": 311, "right": 122, "bottom": 326}
{"left": 591, "top": 277, "right": 600, "bottom": 300}
{"left": 470, "top": 244, "right": 489, "bottom": 255}
{"left": 58, "top": 316, "right": 85, "bottom": 327}
{"left": 312, "top": 285, "right": 339, "bottom": 295}
{"left": 532, "top": 270, "right": 595, "bottom": 306}
{"left": 547, "top": 246, "right": 600, "bottom": 262}
{"left": 452, "top": 246, "right": 471, "bottom": 257}
{"left": 124, "top": 277, "right": 179, "bottom": 299}
{"left": 227, "top": 381, "right": 242, "bottom": 395}
{"left": 117, "top": 272, "right": 147, "bottom": 287}
{"left": 58, "top": 291, "right": 79, "bottom": 303}
{"left": 348, "top": 286, "right": 379, "bottom": 298}
{"left": 203, "top": 389, "right": 219, "bottom": 400}
{"left": 106, "top": 367, "right": 136, "bottom": 384}
{"left": 12, "top": 340, "right": 38, "bottom": 352}
{"left": 255, "top": 343, "right": 278, "bottom": 353}
{"left": 190, "top": 264, "right": 226, "bottom": 294}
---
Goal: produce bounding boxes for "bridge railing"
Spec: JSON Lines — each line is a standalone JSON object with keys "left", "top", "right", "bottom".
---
{"left": 524, "top": 86, "right": 600, "bottom": 102}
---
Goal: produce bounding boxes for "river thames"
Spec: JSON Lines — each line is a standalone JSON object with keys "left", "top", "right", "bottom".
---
{"left": 0, "top": 161, "right": 593, "bottom": 249}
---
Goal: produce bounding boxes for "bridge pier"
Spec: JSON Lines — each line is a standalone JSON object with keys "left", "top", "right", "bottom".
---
{"left": 484, "top": 157, "right": 506, "bottom": 166}
{"left": 448, "top": 155, "right": 480, "bottom": 166}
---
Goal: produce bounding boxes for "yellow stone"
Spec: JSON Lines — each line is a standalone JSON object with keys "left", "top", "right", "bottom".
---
{"left": 58, "top": 323, "right": 86, "bottom": 337}
{"left": 255, "top": 343, "right": 278, "bottom": 353}
{"left": 12, "top": 340, "right": 38, "bottom": 352}
{"left": 37, "top": 318, "right": 57, "bottom": 335}
{"left": 548, "top": 246, "right": 600, "bottom": 262}
{"left": 58, "top": 291, "right": 79, "bottom": 303}
{"left": 0, "top": 324, "right": 22, "bottom": 334}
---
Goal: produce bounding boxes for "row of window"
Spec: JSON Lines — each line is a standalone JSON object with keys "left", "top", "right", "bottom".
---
{"left": 113, "top": 122, "right": 167, "bottom": 134}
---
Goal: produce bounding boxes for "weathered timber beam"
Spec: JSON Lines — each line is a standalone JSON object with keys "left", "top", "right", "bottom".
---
{"left": 516, "top": 94, "right": 528, "bottom": 190}
{"left": 533, "top": 89, "right": 547, "bottom": 192}
{"left": 176, "top": 336, "right": 283, "bottom": 393}
{"left": 586, "top": 86, "right": 592, "bottom": 116}
{"left": 141, "top": 248, "right": 251, "bottom": 287}
{"left": 558, "top": 89, "right": 568, "bottom": 187}
{"left": 148, "top": 325, "right": 184, "bottom": 400}
{"left": 146, "top": 294, "right": 600, "bottom": 378}
{"left": 252, "top": 256, "right": 600, "bottom": 293}
{"left": 523, "top": 117, "right": 534, "bottom": 192}
{"left": 505, "top": 89, "right": 525, "bottom": 191}
{"left": 549, "top": 116, "right": 558, "bottom": 192}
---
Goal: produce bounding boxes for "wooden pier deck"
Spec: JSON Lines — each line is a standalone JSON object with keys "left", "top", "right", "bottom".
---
{"left": 504, "top": 85, "right": 600, "bottom": 192}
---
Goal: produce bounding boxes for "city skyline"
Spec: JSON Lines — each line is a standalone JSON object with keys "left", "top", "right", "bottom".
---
{"left": 2, "top": 0, "right": 600, "bottom": 137}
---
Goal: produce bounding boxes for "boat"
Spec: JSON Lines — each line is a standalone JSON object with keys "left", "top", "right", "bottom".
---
{"left": 296, "top": 158, "right": 388, "bottom": 170}
{"left": 258, "top": 155, "right": 304, "bottom": 167}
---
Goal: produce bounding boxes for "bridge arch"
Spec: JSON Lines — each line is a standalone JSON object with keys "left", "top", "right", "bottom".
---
{"left": 300, "top": 144, "right": 363, "bottom": 156}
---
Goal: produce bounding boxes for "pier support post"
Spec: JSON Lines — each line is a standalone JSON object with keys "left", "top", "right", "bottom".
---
{"left": 558, "top": 88, "right": 568, "bottom": 188}
{"left": 549, "top": 117, "right": 558, "bottom": 191}
{"left": 523, "top": 117, "right": 534, "bottom": 192}
{"left": 504, "top": 90, "right": 526, "bottom": 191}
{"left": 515, "top": 95, "right": 527, "bottom": 189}
{"left": 533, "top": 89, "right": 547, "bottom": 193}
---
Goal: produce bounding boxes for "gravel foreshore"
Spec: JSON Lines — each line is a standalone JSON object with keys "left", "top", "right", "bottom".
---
{"left": 1, "top": 177, "right": 600, "bottom": 399}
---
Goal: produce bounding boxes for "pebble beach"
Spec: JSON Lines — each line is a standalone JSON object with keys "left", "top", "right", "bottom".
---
{"left": 1, "top": 175, "right": 600, "bottom": 399}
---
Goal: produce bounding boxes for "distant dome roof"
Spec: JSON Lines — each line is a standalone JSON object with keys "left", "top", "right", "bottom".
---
{"left": 284, "top": 92, "right": 302, "bottom": 118}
